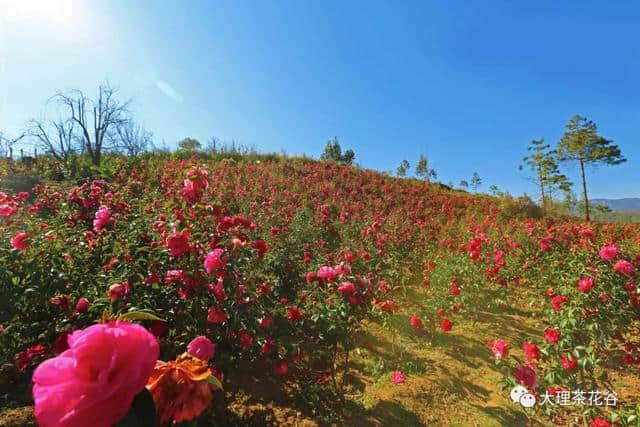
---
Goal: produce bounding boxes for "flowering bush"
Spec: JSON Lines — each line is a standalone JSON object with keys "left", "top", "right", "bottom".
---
{"left": 0, "top": 154, "right": 638, "bottom": 425}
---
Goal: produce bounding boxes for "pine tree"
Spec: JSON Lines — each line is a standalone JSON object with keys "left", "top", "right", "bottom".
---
{"left": 556, "top": 115, "right": 626, "bottom": 221}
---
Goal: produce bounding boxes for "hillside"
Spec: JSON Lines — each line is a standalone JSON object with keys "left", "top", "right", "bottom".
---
{"left": 592, "top": 198, "right": 640, "bottom": 212}
{"left": 0, "top": 153, "right": 639, "bottom": 426}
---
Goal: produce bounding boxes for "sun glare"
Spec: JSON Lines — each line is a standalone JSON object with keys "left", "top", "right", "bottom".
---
{"left": 1, "top": 0, "right": 80, "bottom": 26}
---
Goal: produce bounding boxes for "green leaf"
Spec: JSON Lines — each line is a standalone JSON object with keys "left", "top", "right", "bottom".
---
{"left": 119, "top": 311, "right": 165, "bottom": 322}
{"left": 206, "top": 374, "right": 223, "bottom": 390}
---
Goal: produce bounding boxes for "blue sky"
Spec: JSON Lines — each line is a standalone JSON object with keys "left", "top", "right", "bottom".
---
{"left": 1, "top": 0, "right": 638, "bottom": 198}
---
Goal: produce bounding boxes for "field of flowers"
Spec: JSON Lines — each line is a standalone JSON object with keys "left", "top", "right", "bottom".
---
{"left": 0, "top": 153, "right": 639, "bottom": 426}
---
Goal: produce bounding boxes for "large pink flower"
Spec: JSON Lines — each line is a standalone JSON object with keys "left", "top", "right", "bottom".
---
{"left": 92, "top": 205, "right": 111, "bottom": 232}
{"left": 32, "top": 321, "right": 159, "bottom": 427}
{"left": 599, "top": 244, "right": 619, "bottom": 261}
{"left": 204, "top": 248, "right": 228, "bottom": 274}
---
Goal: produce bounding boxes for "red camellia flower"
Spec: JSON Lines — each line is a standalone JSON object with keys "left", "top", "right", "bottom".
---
{"left": 450, "top": 280, "right": 460, "bottom": 296}
{"left": 259, "top": 316, "right": 272, "bottom": 329}
{"left": 614, "top": 260, "right": 634, "bottom": 276}
{"left": 544, "top": 327, "right": 560, "bottom": 344}
{"left": 599, "top": 243, "right": 619, "bottom": 261}
{"left": 32, "top": 321, "right": 159, "bottom": 427}
{"left": 551, "top": 295, "right": 569, "bottom": 312}
{"left": 261, "top": 337, "right": 276, "bottom": 354}
{"left": 514, "top": 365, "right": 537, "bottom": 388}
{"left": 75, "top": 297, "right": 89, "bottom": 313}
{"left": 440, "top": 318, "right": 453, "bottom": 332}
{"left": 522, "top": 342, "right": 541, "bottom": 360}
{"left": 274, "top": 360, "right": 288, "bottom": 376}
{"left": 591, "top": 418, "right": 611, "bottom": 427}
{"left": 338, "top": 281, "right": 356, "bottom": 295}
{"left": 409, "top": 315, "right": 423, "bottom": 330}
{"left": 287, "top": 306, "right": 302, "bottom": 322}
{"left": 252, "top": 239, "right": 269, "bottom": 258}
{"left": 561, "top": 355, "right": 578, "bottom": 371}
{"left": 16, "top": 344, "right": 47, "bottom": 372}
{"left": 578, "top": 277, "right": 595, "bottom": 293}
{"left": 10, "top": 231, "right": 29, "bottom": 251}
{"left": 164, "top": 229, "right": 192, "bottom": 258}
{"left": 207, "top": 306, "right": 229, "bottom": 324}
{"left": 237, "top": 330, "right": 253, "bottom": 349}
{"left": 187, "top": 336, "right": 215, "bottom": 361}
{"left": 487, "top": 339, "right": 510, "bottom": 359}
{"left": 108, "top": 282, "right": 130, "bottom": 302}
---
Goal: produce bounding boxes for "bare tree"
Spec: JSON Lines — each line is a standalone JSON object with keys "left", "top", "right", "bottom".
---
{"left": 54, "top": 83, "right": 130, "bottom": 164}
{"left": 26, "top": 117, "right": 76, "bottom": 161}
{"left": 109, "top": 119, "right": 152, "bottom": 156}
{"left": 0, "top": 132, "right": 25, "bottom": 158}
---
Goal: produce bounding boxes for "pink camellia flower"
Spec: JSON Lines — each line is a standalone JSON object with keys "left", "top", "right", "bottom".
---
{"left": 578, "top": 277, "right": 595, "bottom": 293}
{"left": 32, "top": 321, "right": 159, "bottom": 427}
{"left": 409, "top": 315, "right": 423, "bottom": 330}
{"left": 390, "top": 371, "right": 405, "bottom": 384}
{"left": 75, "top": 298, "right": 89, "bottom": 313}
{"left": 523, "top": 342, "right": 541, "bottom": 360}
{"left": 599, "top": 244, "right": 619, "bottom": 261}
{"left": 10, "top": 231, "right": 29, "bottom": 251}
{"left": 514, "top": 365, "right": 537, "bottom": 388}
{"left": 487, "top": 339, "right": 510, "bottom": 360}
{"left": 337, "top": 281, "right": 356, "bottom": 295}
{"left": 0, "top": 204, "right": 18, "bottom": 217}
{"left": 614, "top": 260, "right": 634, "bottom": 277}
{"left": 544, "top": 327, "right": 560, "bottom": 344}
{"left": 186, "top": 336, "right": 215, "bottom": 361}
{"left": 92, "top": 205, "right": 111, "bottom": 232}
{"left": 204, "top": 248, "right": 228, "bottom": 274}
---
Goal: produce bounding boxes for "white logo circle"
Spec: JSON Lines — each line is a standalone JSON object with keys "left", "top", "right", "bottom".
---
{"left": 510, "top": 386, "right": 528, "bottom": 403}
{"left": 519, "top": 393, "right": 536, "bottom": 408}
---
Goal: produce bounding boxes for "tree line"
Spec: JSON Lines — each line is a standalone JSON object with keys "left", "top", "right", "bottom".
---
{"left": 519, "top": 115, "right": 626, "bottom": 221}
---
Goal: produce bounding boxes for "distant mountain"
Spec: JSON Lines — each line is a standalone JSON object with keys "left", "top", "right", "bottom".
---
{"left": 591, "top": 198, "right": 640, "bottom": 212}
